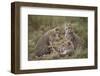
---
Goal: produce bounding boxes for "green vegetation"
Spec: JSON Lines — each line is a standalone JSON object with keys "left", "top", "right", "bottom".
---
{"left": 28, "top": 15, "right": 88, "bottom": 60}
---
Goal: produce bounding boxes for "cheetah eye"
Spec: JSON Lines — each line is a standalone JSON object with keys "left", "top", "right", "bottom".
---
{"left": 68, "top": 27, "right": 70, "bottom": 29}
{"left": 67, "top": 42, "right": 71, "bottom": 46}
{"left": 66, "top": 28, "right": 68, "bottom": 30}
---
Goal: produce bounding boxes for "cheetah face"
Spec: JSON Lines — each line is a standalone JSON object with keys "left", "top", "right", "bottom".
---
{"left": 65, "top": 26, "right": 73, "bottom": 34}
{"left": 58, "top": 41, "right": 74, "bottom": 56}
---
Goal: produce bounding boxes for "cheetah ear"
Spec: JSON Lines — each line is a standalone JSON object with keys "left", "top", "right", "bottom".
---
{"left": 67, "top": 23, "right": 71, "bottom": 26}
{"left": 65, "top": 23, "right": 70, "bottom": 27}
